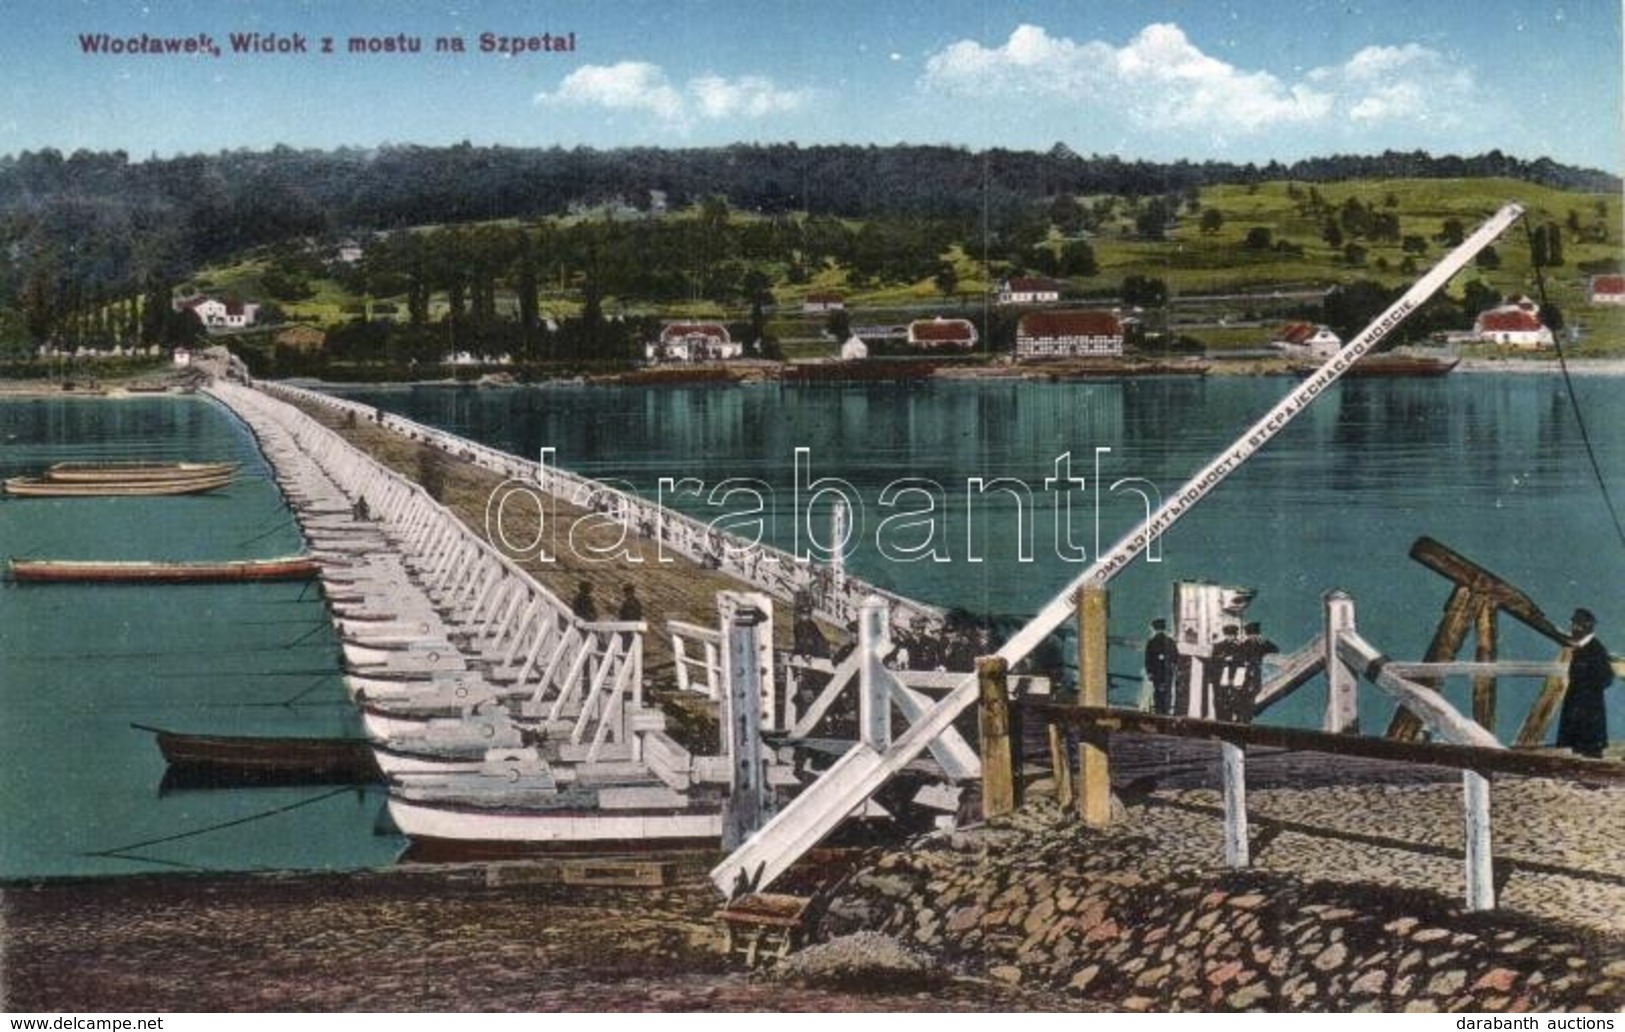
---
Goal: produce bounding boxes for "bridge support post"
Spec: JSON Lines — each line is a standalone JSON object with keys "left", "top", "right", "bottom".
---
{"left": 859, "top": 596, "right": 892, "bottom": 752}
{"left": 722, "top": 601, "right": 770, "bottom": 852}
{"left": 1076, "top": 586, "right": 1111, "bottom": 827}
{"left": 977, "top": 657, "right": 1016, "bottom": 819}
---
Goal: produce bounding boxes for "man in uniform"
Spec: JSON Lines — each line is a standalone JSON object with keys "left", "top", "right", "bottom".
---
{"left": 1144, "top": 618, "right": 1178, "bottom": 715}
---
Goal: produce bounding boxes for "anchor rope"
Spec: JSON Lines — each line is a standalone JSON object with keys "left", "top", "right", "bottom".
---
{"left": 1521, "top": 216, "right": 1625, "bottom": 553}
{"left": 82, "top": 787, "right": 356, "bottom": 861}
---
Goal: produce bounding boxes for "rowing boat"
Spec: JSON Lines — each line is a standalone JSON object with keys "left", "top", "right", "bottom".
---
{"left": 45, "top": 461, "right": 238, "bottom": 482}
{"left": 3, "top": 471, "right": 234, "bottom": 497}
{"left": 8, "top": 555, "right": 321, "bottom": 583}
{"left": 133, "top": 723, "right": 380, "bottom": 783}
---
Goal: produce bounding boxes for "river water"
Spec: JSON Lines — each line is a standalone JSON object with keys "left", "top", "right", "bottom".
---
{"left": 1, "top": 374, "right": 1620, "bottom": 878}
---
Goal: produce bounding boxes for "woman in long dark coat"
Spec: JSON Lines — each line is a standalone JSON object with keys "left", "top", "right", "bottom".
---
{"left": 1557, "top": 608, "right": 1614, "bottom": 759}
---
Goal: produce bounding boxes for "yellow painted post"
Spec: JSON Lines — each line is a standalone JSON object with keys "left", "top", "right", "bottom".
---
{"left": 1076, "top": 586, "right": 1111, "bottom": 827}
{"left": 977, "top": 657, "right": 1016, "bottom": 819}
{"left": 1047, "top": 723, "right": 1073, "bottom": 809}
{"left": 1472, "top": 605, "right": 1498, "bottom": 732}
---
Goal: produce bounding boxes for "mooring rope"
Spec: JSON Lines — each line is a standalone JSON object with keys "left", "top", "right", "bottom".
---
{"left": 81, "top": 786, "right": 356, "bottom": 861}
{"left": 1522, "top": 216, "right": 1625, "bottom": 552}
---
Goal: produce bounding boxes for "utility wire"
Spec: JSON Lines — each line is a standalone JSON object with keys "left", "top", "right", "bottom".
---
{"left": 1522, "top": 216, "right": 1625, "bottom": 552}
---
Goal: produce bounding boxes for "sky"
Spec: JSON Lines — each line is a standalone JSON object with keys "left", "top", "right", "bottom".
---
{"left": 1, "top": 0, "right": 1620, "bottom": 171}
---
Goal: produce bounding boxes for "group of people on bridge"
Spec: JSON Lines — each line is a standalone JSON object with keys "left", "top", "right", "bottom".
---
{"left": 1143, "top": 618, "right": 1278, "bottom": 724}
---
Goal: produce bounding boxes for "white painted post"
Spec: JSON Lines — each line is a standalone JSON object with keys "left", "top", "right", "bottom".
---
{"left": 831, "top": 500, "right": 848, "bottom": 593}
{"left": 1323, "top": 590, "right": 1359, "bottom": 734}
{"left": 723, "top": 601, "right": 770, "bottom": 852}
{"left": 1221, "top": 741, "right": 1249, "bottom": 868}
{"left": 860, "top": 595, "right": 892, "bottom": 752}
{"left": 1464, "top": 770, "right": 1495, "bottom": 910}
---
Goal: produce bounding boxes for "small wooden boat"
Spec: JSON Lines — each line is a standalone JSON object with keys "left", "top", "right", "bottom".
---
{"left": 3, "top": 471, "right": 234, "bottom": 497}
{"left": 9, "top": 555, "right": 321, "bottom": 583}
{"left": 45, "top": 460, "right": 238, "bottom": 482}
{"left": 134, "top": 723, "right": 380, "bottom": 784}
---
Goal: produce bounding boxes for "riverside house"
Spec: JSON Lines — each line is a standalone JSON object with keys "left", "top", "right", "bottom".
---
{"left": 1014, "top": 310, "right": 1124, "bottom": 359}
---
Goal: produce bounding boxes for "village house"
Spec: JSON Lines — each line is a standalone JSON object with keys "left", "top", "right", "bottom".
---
{"left": 839, "top": 335, "right": 869, "bottom": 360}
{"left": 1015, "top": 310, "right": 1124, "bottom": 359}
{"left": 1473, "top": 297, "right": 1554, "bottom": 349}
{"left": 802, "top": 292, "right": 845, "bottom": 314}
{"left": 906, "top": 317, "right": 978, "bottom": 351}
{"left": 1587, "top": 274, "right": 1625, "bottom": 305}
{"left": 645, "top": 322, "right": 742, "bottom": 363}
{"left": 1271, "top": 322, "right": 1343, "bottom": 359}
{"left": 997, "top": 277, "right": 1063, "bottom": 305}
{"left": 175, "top": 295, "right": 261, "bottom": 330}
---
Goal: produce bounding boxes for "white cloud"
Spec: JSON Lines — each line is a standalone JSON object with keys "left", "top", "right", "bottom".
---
{"left": 537, "top": 63, "right": 808, "bottom": 128}
{"left": 537, "top": 62, "right": 684, "bottom": 123}
{"left": 921, "top": 23, "right": 1480, "bottom": 136}
{"left": 1309, "top": 44, "right": 1479, "bottom": 125}
{"left": 689, "top": 75, "right": 809, "bottom": 120}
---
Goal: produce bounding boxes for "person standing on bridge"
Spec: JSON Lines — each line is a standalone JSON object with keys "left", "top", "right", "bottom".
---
{"left": 570, "top": 580, "right": 598, "bottom": 622}
{"left": 1557, "top": 608, "right": 1614, "bottom": 759}
{"left": 1143, "top": 618, "right": 1178, "bottom": 715}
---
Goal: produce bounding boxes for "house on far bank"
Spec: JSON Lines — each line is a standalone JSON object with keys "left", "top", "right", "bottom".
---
{"left": 1015, "top": 310, "right": 1124, "bottom": 359}
{"left": 1271, "top": 322, "right": 1343, "bottom": 359}
{"left": 172, "top": 347, "right": 192, "bottom": 367}
{"left": 646, "top": 322, "right": 742, "bottom": 363}
{"left": 1587, "top": 275, "right": 1625, "bottom": 305}
{"left": 840, "top": 336, "right": 869, "bottom": 360}
{"left": 1473, "top": 297, "right": 1554, "bottom": 349}
{"left": 997, "top": 277, "right": 1062, "bottom": 305}
{"left": 175, "top": 295, "right": 261, "bottom": 330}
{"left": 443, "top": 350, "right": 513, "bottom": 366}
{"left": 274, "top": 325, "right": 327, "bottom": 352}
{"left": 906, "top": 317, "right": 978, "bottom": 351}
{"left": 803, "top": 292, "right": 845, "bottom": 313}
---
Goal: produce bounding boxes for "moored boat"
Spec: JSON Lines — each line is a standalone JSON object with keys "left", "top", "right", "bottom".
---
{"left": 45, "top": 460, "right": 238, "bottom": 482}
{"left": 9, "top": 555, "right": 321, "bottom": 584}
{"left": 134, "top": 723, "right": 380, "bottom": 783}
{"left": 3, "top": 471, "right": 234, "bottom": 497}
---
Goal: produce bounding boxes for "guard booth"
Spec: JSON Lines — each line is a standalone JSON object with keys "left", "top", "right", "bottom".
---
{"left": 1171, "top": 580, "right": 1256, "bottom": 719}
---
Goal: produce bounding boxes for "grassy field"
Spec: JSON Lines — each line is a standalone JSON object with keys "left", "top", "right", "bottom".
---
{"left": 187, "top": 176, "right": 1623, "bottom": 355}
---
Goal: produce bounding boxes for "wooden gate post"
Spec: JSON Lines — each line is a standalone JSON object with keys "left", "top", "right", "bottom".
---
{"left": 977, "top": 657, "right": 1016, "bottom": 819}
{"left": 1323, "top": 590, "right": 1359, "bottom": 733}
{"left": 1221, "top": 741, "right": 1249, "bottom": 868}
{"left": 1076, "top": 586, "right": 1111, "bottom": 827}
{"left": 1472, "top": 605, "right": 1498, "bottom": 731}
{"left": 1463, "top": 769, "right": 1495, "bottom": 910}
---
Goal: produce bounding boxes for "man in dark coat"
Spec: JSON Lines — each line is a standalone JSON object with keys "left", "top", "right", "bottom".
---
{"left": 1557, "top": 608, "right": 1614, "bottom": 759}
{"left": 1208, "top": 625, "right": 1245, "bottom": 722}
{"left": 1144, "top": 618, "right": 1178, "bottom": 715}
{"left": 1231, "top": 621, "right": 1280, "bottom": 723}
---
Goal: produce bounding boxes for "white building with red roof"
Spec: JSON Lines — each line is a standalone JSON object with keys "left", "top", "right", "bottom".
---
{"left": 174, "top": 295, "right": 261, "bottom": 329}
{"left": 1015, "top": 310, "right": 1124, "bottom": 359}
{"left": 906, "top": 317, "right": 978, "bottom": 351}
{"left": 802, "top": 291, "right": 845, "bottom": 313}
{"left": 646, "top": 322, "right": 742, "bottom": 362}
{"left": 1587, "top": 275, "right": 1625, "bottom": 305}
{"left": 1473, "top": 298, "right": 1554, "bottom": 349}
{"left": 1270, "top": 322, "right": 1343, "bottom": 359}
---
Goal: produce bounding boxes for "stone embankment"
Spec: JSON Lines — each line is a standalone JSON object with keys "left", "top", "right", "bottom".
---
{"left": 813, "top": 788, "right": 1625, "bottom": 1012}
